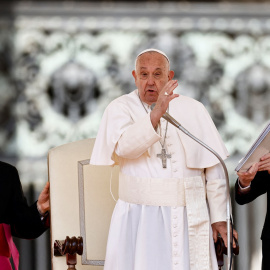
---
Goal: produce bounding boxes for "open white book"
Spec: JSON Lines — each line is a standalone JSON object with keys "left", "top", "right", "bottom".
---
{"left": 235, "top": 121, "right": 270, "bottom": 172}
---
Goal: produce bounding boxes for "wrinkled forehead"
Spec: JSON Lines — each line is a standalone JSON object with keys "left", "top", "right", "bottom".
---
{"left": 135, "top": 49, "right": 170, "bottom": 70}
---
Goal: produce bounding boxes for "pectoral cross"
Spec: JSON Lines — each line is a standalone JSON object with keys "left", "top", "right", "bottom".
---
{"left": 157, "top": 148, "right": 171, "bottom": 168}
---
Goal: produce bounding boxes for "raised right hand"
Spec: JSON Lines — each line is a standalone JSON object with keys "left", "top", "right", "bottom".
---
{"left": 150, "top": 80, "right": 179, "bottom": 128}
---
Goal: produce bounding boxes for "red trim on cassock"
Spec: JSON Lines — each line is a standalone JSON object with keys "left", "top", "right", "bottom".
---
{"left": 0, "top": 224, "right": 11, "bottom": 257}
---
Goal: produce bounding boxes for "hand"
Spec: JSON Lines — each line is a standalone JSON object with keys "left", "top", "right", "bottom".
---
{"left": 212, "top": 221, "right": 238, "bottom": 248}
{"left": 150, "top": 80, "right": 179, "bottom": 128}
{"left": 37, "top": 181, "right": 50, "bottom": 214}
{"left": 258, "top": 153, "right": 270, "bottom": 174}
{"left": 237, "top": 163, "right": 258, "bottom": 187}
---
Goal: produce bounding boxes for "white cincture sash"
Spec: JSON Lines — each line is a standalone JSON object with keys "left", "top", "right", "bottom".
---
{"left": 119, "top": 172, "right": 185, "bottom": 207}
{"left": 118, "top": 172, "right": 211, "bottom": 270}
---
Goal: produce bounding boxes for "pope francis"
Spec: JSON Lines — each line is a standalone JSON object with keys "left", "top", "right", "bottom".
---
{"left": 90, "top": 48, "right": 234, "bottom": 270}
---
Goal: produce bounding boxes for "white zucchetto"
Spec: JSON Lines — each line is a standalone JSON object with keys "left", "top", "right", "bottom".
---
{"left": 135, "top": 48, "right": 170, "bottom": 68}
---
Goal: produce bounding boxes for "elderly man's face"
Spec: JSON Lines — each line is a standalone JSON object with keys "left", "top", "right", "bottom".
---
{"left": 132, "top": 52, "right": 174, "bottom": 105}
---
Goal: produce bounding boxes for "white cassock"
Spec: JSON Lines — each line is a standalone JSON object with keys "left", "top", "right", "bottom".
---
{"left": 90, "top": 90, "right": 229, "bottom": 270}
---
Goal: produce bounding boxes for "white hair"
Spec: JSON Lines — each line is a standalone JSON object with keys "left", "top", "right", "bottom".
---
{"left": 135, "top": 48, "right": 170, "bottom": 69}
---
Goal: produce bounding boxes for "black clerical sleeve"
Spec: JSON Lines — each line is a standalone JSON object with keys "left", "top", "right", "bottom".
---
{"left": 235, "top": 170, "right": 270, "bottom": 239}
{"left": 235, "top": 171, "right": 269, "bottom": 205}
{"left": 0, "top": 161, "right": 48, "bottom": 239}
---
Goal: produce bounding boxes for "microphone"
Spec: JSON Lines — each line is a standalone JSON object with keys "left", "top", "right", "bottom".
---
{"left": 150, "top": 103, "right": 182, "bottom": 129}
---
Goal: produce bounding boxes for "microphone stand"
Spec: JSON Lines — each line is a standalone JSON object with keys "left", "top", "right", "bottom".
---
{"left": 160, "top": 110, "right": 232, "bottom": 270}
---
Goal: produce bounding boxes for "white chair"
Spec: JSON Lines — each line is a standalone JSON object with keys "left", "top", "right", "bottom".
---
{"left": 48, "top": 138, "right": 119, "bottom": 270}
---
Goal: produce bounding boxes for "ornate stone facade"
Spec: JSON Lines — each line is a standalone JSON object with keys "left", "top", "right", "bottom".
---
{"left": 0, "top": 2, "right": 270, "bottom": 160}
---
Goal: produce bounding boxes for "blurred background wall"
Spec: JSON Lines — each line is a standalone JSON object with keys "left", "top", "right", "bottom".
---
{"left": 0, "top": 1, "right": 270, "bottom": 269}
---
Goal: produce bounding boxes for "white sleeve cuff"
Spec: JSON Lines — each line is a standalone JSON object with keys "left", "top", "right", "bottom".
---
{"left": 238, "top": 179, "right": 251, "bottom": 190}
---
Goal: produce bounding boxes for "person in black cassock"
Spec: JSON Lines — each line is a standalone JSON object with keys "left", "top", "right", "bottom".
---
{"left": 0, "top": 161, "right": 50, "bottom": 270}
{"left": 235, "top": 153, "right": 270, "bottom": 270}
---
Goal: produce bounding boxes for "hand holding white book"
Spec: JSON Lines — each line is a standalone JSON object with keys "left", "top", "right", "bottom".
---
{"left": 235, "top": 121, "right": 270, "bottom": 172}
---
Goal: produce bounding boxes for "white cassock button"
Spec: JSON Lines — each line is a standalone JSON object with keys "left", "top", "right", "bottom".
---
{"left": 173, "top": 215, "right": 177, "bottom": 219}
{"left": 173, "top": 169, "right": 178, "bottom": 172}
{"left": 173, "top": 224, "right": 177, "bottom": 228}
{"left": 174, "top": 262, "right": 178, "bottom": 265}
{"left": 174, "top": 242, "right": 178, "bottom": 246}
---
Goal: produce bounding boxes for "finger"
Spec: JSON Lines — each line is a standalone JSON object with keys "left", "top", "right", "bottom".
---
{"left": 231, "top": 230, "right": 238, "bottom": 248}
{"left": 212, "top": 228, "right": 217, "bottom": 242}
{"left": 162, "top": 80, "right": 178, "bottom": 95}
{"left": 220, "top": 232, "right": 228, "bottom": 248}
{"left": 258, "top": 159, "right": 270, "bottom": 166}
{"left": 248, "top": 163, "right": 258, "bottom": 173}
{"left": 258, "top": 163, "right": 270, "bottom": 171}
{"left": 42, "top": 181, "right": 49, "bottom": 188}
{"left": 233, "top": 229, "right": 238, "bottom": 240}
{"left": 241, "top": 165, "right": 258, "bottom": 180}
{"left": 237, "top": 171, "right": 245, "bottom": 177}
{"left": 260, "top": 153, "right": 270, "bottom": 161}
{"left": 258, "top": 165, "right": 270, "bottom": 171}
{"left": 165, "top": 84, "right": 178, "bottom": 96}
{"left": 232, "top": 238, "right": 236, "bottom": 248}
{"left": 238, "top": 171, "right": 254, "bottom": 182}
{"left": 42, "top": 182, "right": 50, "bottom": 193}
{"left": 168, "top": 93, "right": 179, "bottom": 102}
{"left": 259, "top": 161, "right": 270, "bottom": 166}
